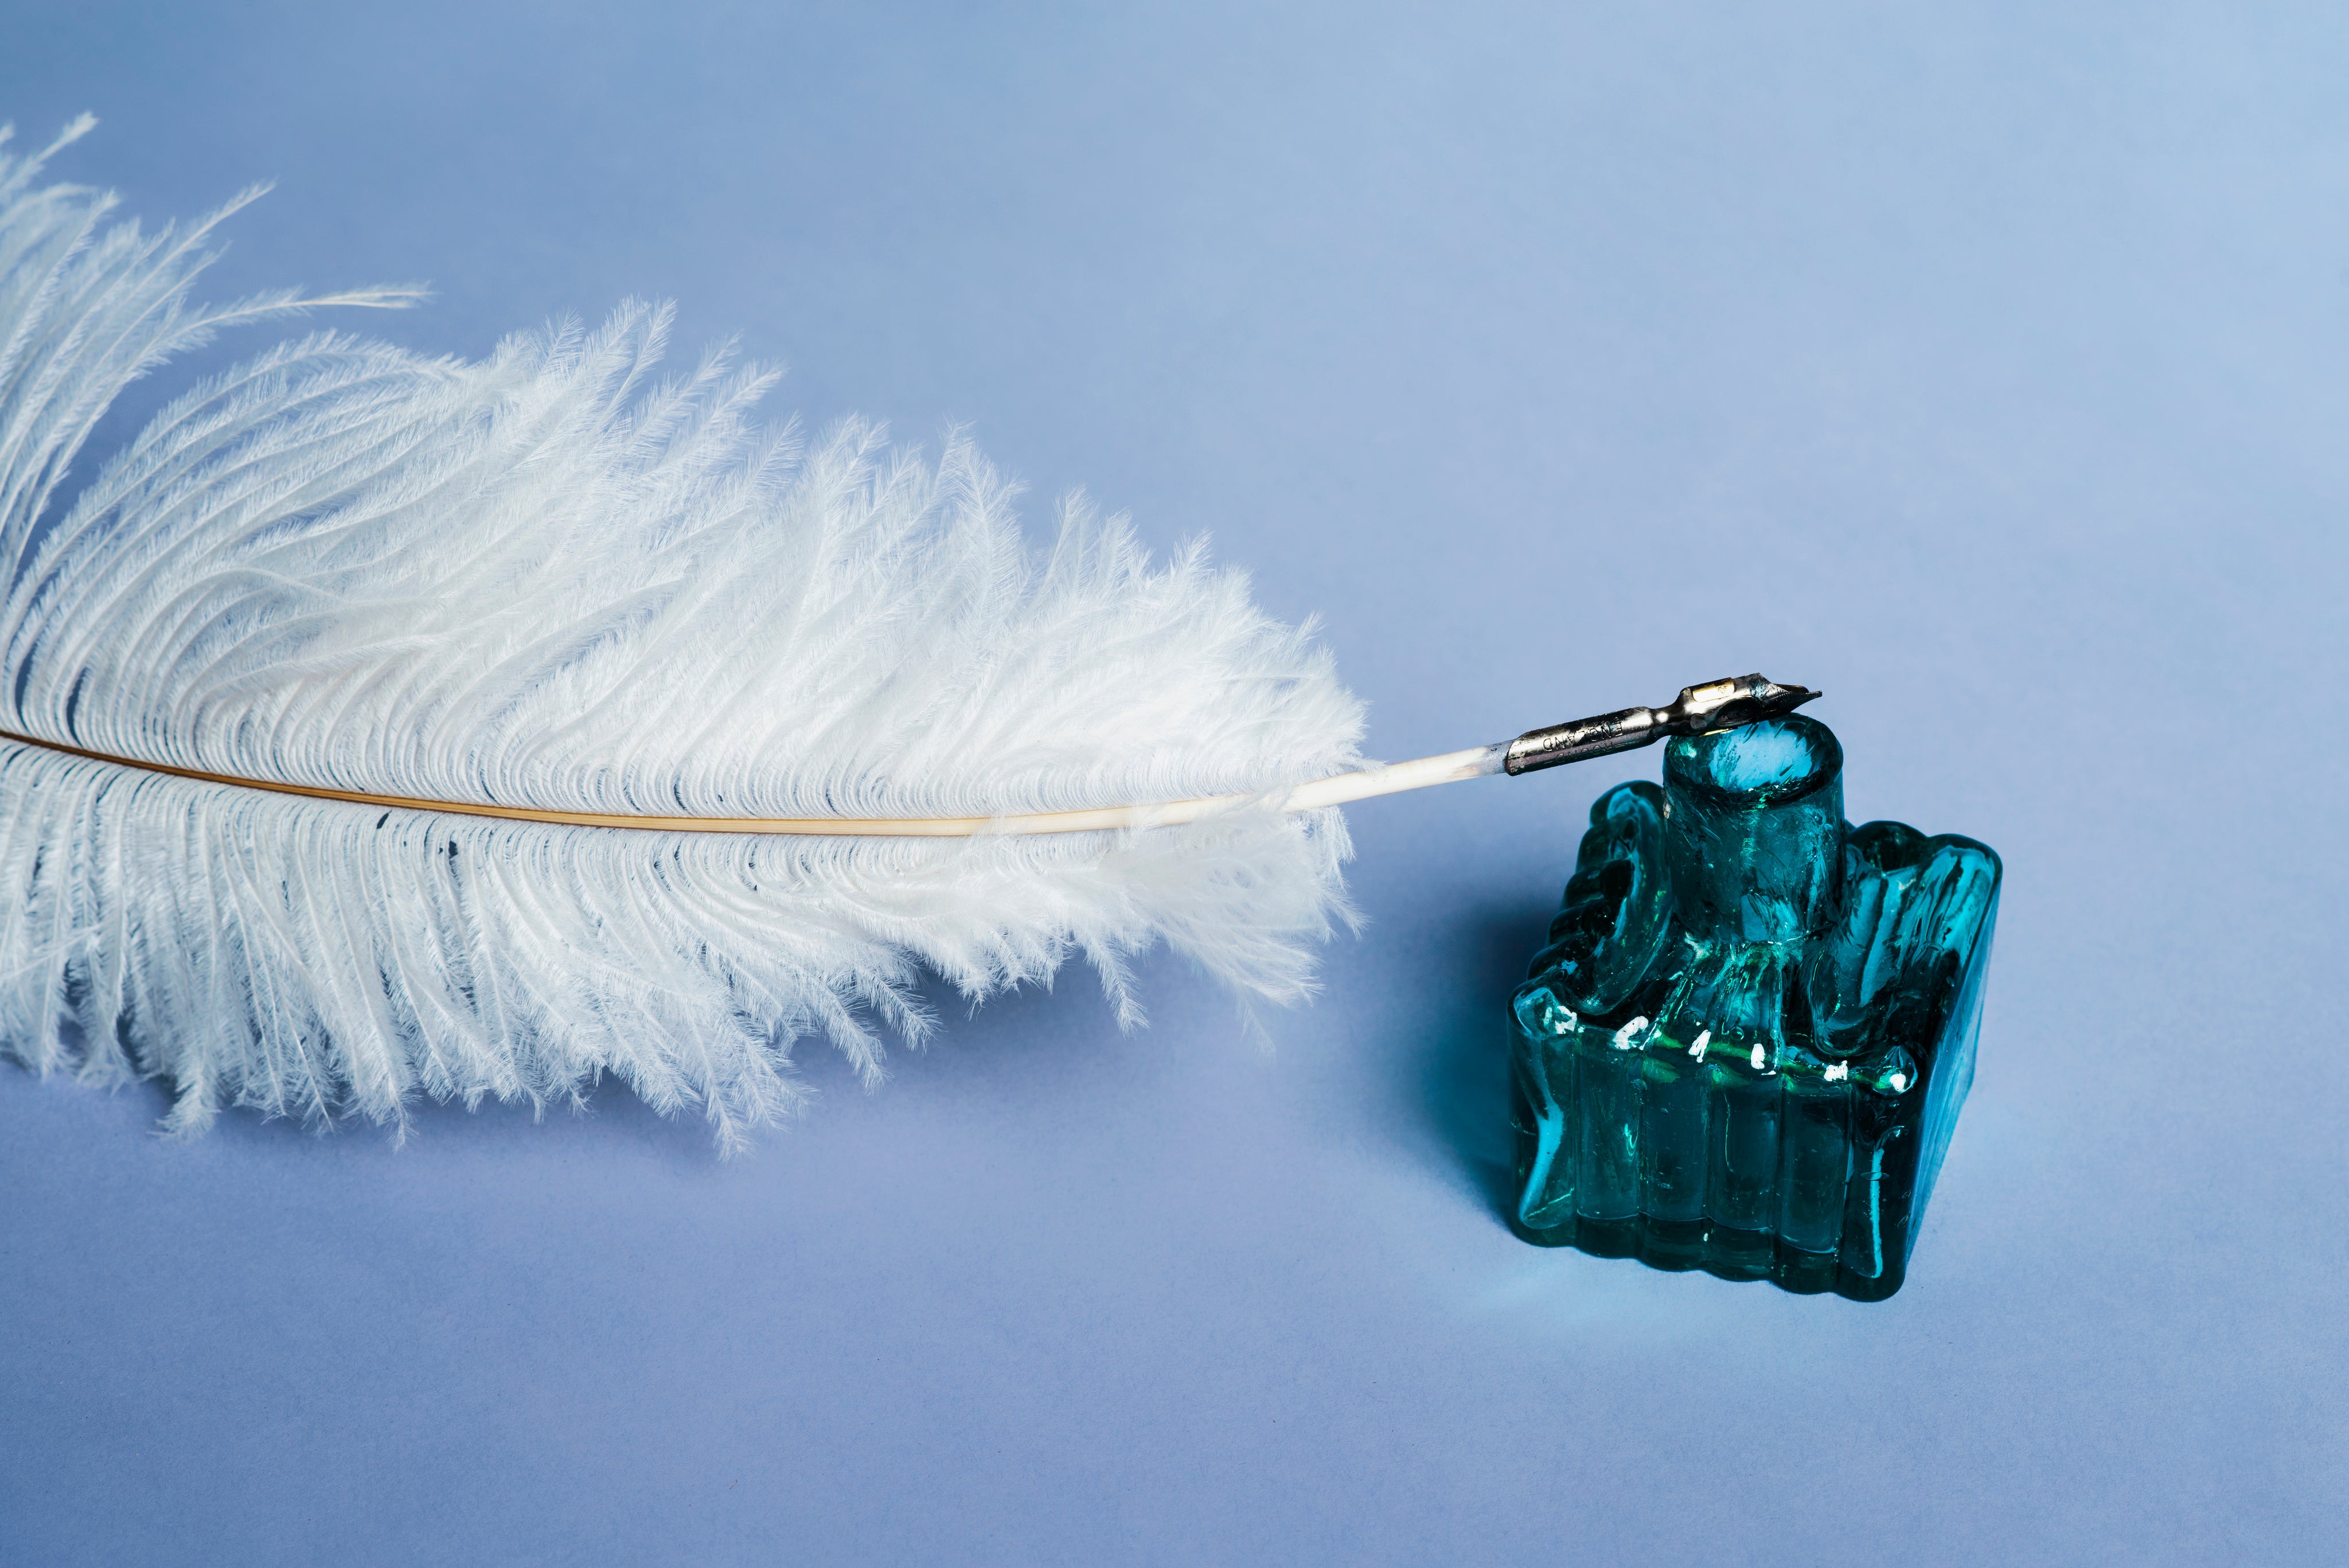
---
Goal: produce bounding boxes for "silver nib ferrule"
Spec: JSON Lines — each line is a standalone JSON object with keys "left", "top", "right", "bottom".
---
{"left": 1501, "top": 673, "right": 1821, "bottom": 777}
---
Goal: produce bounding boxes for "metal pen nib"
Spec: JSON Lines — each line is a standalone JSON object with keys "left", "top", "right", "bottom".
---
{"left": 1501, "top": 673, "right": 1821, "bottom": 776}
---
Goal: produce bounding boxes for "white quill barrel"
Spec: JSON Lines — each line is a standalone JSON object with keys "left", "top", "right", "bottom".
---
{"left": 0, "top": 119, "right": 1370, "bottom": 1148}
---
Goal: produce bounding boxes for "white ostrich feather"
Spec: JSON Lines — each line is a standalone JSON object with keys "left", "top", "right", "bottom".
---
{"left": 0, "top": 119, "right": 1365, "bottom": 1150}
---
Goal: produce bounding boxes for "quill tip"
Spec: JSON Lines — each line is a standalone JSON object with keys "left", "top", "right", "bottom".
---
{"left": 1503, "top": 672, "right": 1823, "bottom": 776}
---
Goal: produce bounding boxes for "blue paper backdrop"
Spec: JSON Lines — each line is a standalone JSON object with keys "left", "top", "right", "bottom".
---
{"left": 3, "top": 4, "right": 2342, "bottom": 1562}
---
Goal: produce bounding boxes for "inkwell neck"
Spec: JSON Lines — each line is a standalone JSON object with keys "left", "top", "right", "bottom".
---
{"left": 1662, "top": 715, "right": 1845, "bottom": 945}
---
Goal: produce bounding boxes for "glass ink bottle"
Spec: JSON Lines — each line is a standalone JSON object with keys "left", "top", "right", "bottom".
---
{"left": 1507, "top": 715, "right": 1999, "bottom": 1300}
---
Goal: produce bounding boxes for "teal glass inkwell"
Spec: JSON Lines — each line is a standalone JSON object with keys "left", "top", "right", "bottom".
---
{"left": 1507, "top": 712, "right": 2000, "bottom": 1300}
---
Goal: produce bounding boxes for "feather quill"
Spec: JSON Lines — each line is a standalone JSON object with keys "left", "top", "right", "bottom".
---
{"left": 0, "top": 120, "right": 1365, "bottom": 1150}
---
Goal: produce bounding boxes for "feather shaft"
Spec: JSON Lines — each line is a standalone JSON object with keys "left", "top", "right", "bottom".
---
{"left": 0, "top": 727, "right": 1503, "bottom": 835}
